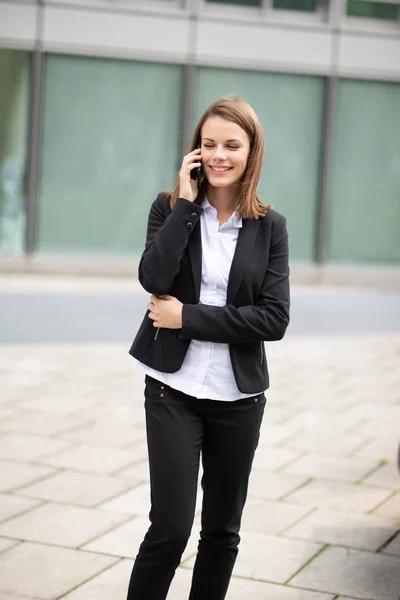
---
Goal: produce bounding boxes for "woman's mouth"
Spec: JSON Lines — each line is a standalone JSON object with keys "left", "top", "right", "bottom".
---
{"left": 209, "top": 166, "right": 233, "bottom": 174}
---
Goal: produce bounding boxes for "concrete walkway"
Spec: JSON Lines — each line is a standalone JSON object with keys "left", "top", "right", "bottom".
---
{"left": 0, "top": 282, "right": 399, "bottom": 599}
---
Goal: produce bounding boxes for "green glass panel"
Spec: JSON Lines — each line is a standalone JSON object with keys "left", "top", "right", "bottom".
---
{"left": 347, "top": 1, "right": 399, "bottom": 20}
{"left": 0, "top": 49, "right": 30, "bottom": 255}
{"left": 327, "top": 80, "right": 400, "bottom": 265}
{"left": 194, "top": 67, "right": 324, "bottom": 262}
{"left": 37, "top": 55, "right": 183, "bottom": 255}
{"left": 206, "top": 0, "right": 261, "bottom": 6}
{"left": 273, "top": 0, "right": 317, "bottom": 11}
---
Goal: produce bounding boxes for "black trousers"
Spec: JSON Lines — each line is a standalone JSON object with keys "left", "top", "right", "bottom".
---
{"left": 126, "top": 375, "right": 266, "bottom": 600}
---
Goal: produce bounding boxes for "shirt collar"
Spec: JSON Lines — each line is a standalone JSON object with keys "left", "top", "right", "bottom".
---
{"left": 202, "top": 197, "right": 243, "bottom": 229}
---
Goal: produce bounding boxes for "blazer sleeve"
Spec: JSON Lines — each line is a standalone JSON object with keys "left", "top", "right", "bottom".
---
{"left": 181, "top": 215, "right": 290, "bottom": 344}
{"left": 139, "top": 194, "right": 203, "bottom": 295}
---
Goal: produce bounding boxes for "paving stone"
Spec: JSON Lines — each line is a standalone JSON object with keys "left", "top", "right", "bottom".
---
{"left": 362, "top": 462, "right": 400, "bottom": 488}
{"left": 0, "top": 593, "right": 42, "bottom": 600}
{"left": 241, "top": 498, "right": 312, "bottom": 535}
{"left": 0, "top": 459, "right": 57, "bottom": 492}
{"left": 372, "top": 492, "right": 400, "bottom": 520}
{"left": 184, "top": 532, "right": 322, "bottom": 584}
{"left": 383, "top": 532, "right": 400, "bottom": 556}
{"left": 59, "top": 558, "right": 132, "bottom": 599}
{"left": 169, "top": 567, "right": 335, "bottom": 600}
{"left": 114, "top": 459, "right": 151, "bottom": 482}
{"left": 285, "top": 480, "right": 393, "bottom": 512}
{"left": 0, "top": 432, "right": 74, "bottom": 461}
{"left": 252, "top": 447, "right": 302, "bottom": 471}
{"left": 40, "top": 443, "right": 133, "bottom": 474}
{"left": 282, "top": 428, "right": 371, "bottom": 456}
{"left": 290, "top": 545, "right": 400, "bottom": 600}
{"left": 227, "top": 577, "right": 335, "bottom": 600}
{"left": 60, "top": 419, "right": 144, "bottom": 449}
{"left": 0, "top": 502, "right": 128, "bottom": 548}
{"left": 247, "top": 470, "right": 309, "bottom": 501}
{"left": 1, "top": 410, "right": 89, "bottom": 436}
{"left": 0, "top": 541, "right": 117, "bottom": 599}
{"left": 282, "top": 453, "right": 377, "bottom": 484}
{"left": 354, "top": 436, "right": 400, "bottom": 463}
{"left": 284, "top": 507, "right": 400, "bottom": 551}
{"left": 0, "top": 492, "right": 41, "bottom": 523}
{"left": 0, "top": 537, "right": 19, "bottom": 554}
{"left": 98, "top": 482, "right": 151, "bottom": 516}
{"left": 83, "top": 515, "right": 199, "bottom": 562}
{"left": 18, "top": 470, "right": 135, "bottom": 507}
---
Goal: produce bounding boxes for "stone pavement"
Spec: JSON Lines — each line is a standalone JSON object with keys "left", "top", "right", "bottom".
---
{"left": 0, "top": 331, "right": 399, "bottom": 598}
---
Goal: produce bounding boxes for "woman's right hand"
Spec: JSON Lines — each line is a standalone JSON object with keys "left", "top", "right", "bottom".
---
{"left": 179, "top": 148, "right": 202, "bottom": 203}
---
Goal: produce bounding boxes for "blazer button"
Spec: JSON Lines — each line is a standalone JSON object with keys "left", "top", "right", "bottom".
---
{"left": 190, "top": 212, "right": 198, "bottom": 219}
{"left": 186, "top": 222, "right": 193, "bottom": 229}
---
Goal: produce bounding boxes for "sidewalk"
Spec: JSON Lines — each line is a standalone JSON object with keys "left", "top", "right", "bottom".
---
{"left": 0, "top": 332, "right": 399, "bottom": 598}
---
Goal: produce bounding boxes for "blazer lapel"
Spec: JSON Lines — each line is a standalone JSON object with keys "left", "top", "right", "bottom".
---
{"left": 187, "top": 219, "right": 202, "bottom": 303}
{"left": 227, "top": 218, "right": 260, "bottom": 304}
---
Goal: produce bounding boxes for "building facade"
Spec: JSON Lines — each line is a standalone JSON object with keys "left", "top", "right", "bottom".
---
{"left": 0, "top": 0, "right": 399, "bottom": 273}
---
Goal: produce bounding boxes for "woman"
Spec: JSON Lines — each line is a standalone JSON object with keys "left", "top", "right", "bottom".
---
{"left": 127, "top": 97, "right": 290, "bottom": 600}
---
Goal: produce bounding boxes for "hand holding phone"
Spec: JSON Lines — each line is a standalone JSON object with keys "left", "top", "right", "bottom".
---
{"left": 179, "top": 141, "right": 203, "bottom": 202}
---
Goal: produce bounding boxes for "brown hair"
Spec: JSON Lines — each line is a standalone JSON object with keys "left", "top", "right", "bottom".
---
{"left": 166, "top": 97, "right": 272, "bottom": 219}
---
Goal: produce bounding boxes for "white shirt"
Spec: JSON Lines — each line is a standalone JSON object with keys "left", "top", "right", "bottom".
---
{"left": 137, "top": 197, "right": 263, "bottom": 401}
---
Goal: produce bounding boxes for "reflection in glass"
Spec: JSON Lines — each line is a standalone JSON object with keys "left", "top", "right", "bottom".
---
{"left": 0, "top": 50, "right": 30, "bottom": 255}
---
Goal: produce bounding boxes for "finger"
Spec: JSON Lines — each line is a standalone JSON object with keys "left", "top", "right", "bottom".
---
{"left": 153, "top": 321, "right": 161, "bottom": 328}
{"left": 148, "top": 312, "right": 156, "bottom": 320}
{"left": 158, "top": 295, "right": 171, "bottom": 300}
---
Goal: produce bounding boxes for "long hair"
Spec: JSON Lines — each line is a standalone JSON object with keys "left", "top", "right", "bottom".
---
{"left": 166, "top": 97, "right": 272, "bottom": 219}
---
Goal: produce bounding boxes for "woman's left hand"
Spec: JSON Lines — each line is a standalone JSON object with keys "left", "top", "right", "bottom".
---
{"left": 147, "top": 295, "right": 183, "bottom": 329}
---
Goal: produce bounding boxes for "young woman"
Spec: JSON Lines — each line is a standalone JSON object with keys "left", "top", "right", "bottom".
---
{"left": 127, "top": 97, "right": 290, "bottom": 600}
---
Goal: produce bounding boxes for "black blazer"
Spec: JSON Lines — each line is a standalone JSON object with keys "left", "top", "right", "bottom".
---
{"left": 129, "top": 193, "right": 290, "bottom": 394}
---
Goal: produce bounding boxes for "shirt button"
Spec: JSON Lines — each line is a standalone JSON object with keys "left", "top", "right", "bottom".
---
{"left": 186, "top": 222, "right": 193, "bottom": 229}
{"left": 191, "top": 212, "right": 198, "bottom": 219}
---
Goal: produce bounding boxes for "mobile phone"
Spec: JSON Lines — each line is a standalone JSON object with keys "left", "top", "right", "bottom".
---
{"left": 190, "top": 135, "right": 203, "bottom": 190}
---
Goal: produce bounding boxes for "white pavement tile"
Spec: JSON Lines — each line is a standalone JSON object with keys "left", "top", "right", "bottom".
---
{"left": 184, "top": 532, "right": 322, "bottom": 584}
{"left": 290, "top": 546, "right": 400, "bottom": 600}
{"left": 0, "top": 502, "right": 129, "bottom": 548}
{"left": 83, "top": 515, "right": 199, "bottom": 563}
{"left": 168, "top": 567, "right": 335, "bottom": 600}
{"left": 0, "top": 537, "right": 19, "bottom": 554}
{"left": 284, "top": 507, "right": 400, "bottom": 551}
{"left": 353, "top": 436, "right": 400, "bottom": 463}
{"left": 372, "top": 492, "right": 400, "bottom": 519}
{"left": 18, "top": 470, "right": 136, "bottom": 507}
{"left": 227, "top": 577, "right": 335, "bottom": 600}
{"left": 114, "top": 459, "right": 151, "bottom": 482}
{"left": 0, "top": 492, "right": 41, "bottom": 523}
{"left": 383, "top": 532, "right": 400, "bottom": 556}
{"left": 40, "top": 444, "right": 134, "bottom": 474}
{"left": 59, "top": 419, "right": 145, "bottom": 449}
{"left": 0, "top": 593, "right": 42, "bottom": 600}
{"left": 1, "top": 410, "right": 89, "bottom": 436}
{"left": 362, "top": 462, "right": 400, "bottom": 488}
{"left": 0, "top": 541, "right": 117, "bottom": 599}
{"left": 99, "top": 482, "right": 151, "bottom": 516}
{"left": 0, "top": 432, "right": 74, "bottom": 461}
{"left": 285, "top": 480, "right": 393, "bottom": 512}
{"left": 241, "top": 499, "right": 312, "bottom": 535}
{"left": 60, "top": 558, "right": 132, "bottom": 599}
{"left": 0, "top": 459, "right": 57, "bottom": 492}
{"left": 252, "top": 447, "right": 302, "bottom": 471}
{"left": 282, "top": 428, "right": 371, "bottom": 457}
{"left": 282, "top": 453, "right": 377, "bottom": 484}
{"left": 247, "top": 471, "right": 309, "bottom": 501}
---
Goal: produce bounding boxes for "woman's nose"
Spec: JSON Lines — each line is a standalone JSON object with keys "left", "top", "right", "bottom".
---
{"left": 214, "top": 146, "right": 227, "bottom": 160}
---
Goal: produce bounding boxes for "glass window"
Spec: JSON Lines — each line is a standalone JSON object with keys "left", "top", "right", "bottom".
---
{"left": 273, "top": 0, "right": 317, "bottom": 11}
{"left": 206, "top": 0, "right": 262, "bottom": 6}
{"left": 347, "top": 1, "right": 399, "bottom": 20}
{"left": 37, "top": 55, "right": 183, "bottom": 256}
{"left": 195, "top": 67, "right": 324, "bottom": 262}
{"left": 327, "top": 80, "right": 400, "bottom": 265}
{"left": 0, "top": 50, "right": 30, "bottom": 255}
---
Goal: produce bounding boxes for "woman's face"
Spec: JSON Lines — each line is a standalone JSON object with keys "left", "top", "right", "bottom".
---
{"left": 200, "top": 116, "right": 250, "bottom": 189}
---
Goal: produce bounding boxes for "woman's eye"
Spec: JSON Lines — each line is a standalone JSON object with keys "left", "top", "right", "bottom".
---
{"left": 204, "top": 144, "right": 214, "bottom": 148}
